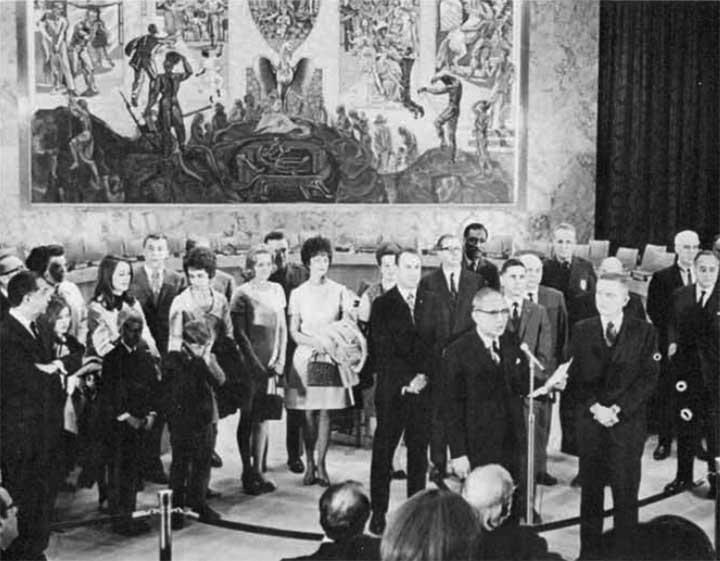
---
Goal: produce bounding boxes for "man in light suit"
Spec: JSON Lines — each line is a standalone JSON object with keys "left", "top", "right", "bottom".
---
{"left": 131, "top": 233, "right": 186, "bottom": 484}
{"left": 571, "top": 274, "right": 658, "bottom": 559}
{"left": 419, "top": 234, "right": 482, "bottom": 484}
{"left": 664, "top": 250, "right": 718, "bottom": 496}
{"left": 500, "top": 259, "right": 553, "bottom": 494}
{"left": 0, "top": 271, "right": 59, "bottom": 560}
{"left": 646, "top": 230, "right": 700, "bottom": 461}
{"left": 369, "top": 249, "right": 433, "bottom": 536}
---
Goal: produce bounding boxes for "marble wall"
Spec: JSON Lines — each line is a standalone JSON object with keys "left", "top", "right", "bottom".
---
{"left": 0, "top": 1, "right": 598, "bottom": 251}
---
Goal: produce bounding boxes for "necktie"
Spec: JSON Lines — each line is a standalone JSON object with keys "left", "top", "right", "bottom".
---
{"left": 527, "top": 293, "right": 534, "bottom": 303}
{"left": 511, "top": 302, "right": 520, "bottom": 331}
{"left": 562, "top": 260, "right": 571, "bottom": 271}
{"left": 698, "top": 290, "right": 707, "bottom": 306}
{"left": 151, "top": 270, "right": 162, "bottom": 296}
{"left": 449, "top": 272, "right": 457, "bottom": 300}
{"left": 605, "top": 321, "right": 617, "bottom": 347}
{"left": 406, "top": 292, "right": 415, "bottom": 324}
{"left": 682, "top": 269, "right": 691, "bottom": 286}
{"left": 490, "top": 340, "right": 501, "bottom": 365}
{"left": 30, "top": 321, "right": 40, "bottom": 339}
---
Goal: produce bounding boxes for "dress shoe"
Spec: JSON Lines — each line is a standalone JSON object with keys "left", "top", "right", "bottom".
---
{"left": 391, "top": 469, "right": 407, "bottom": 480}
{"left": 653, "top": 443, "right": 671, "bottom": 461}
{"left": 198, "top": 506, "right": 222, "bottom": 523}
{"left": 287, "top": 457, "right": 305, "bottom": 474}
{"left": 696, "top": 445, "right": 711, "bottom": 462}
{"left": 369, "top": 513, "right": 386, "bottom": 536}
{"left": 206, "top": 488, "right": 222, "bottom": 499}
{"left": 536, "top": 472, "right": 558, "bottom": 486}
{"left": 242, "top": 472, "right": 266, "bottom": 496}
{"left": 258, "top": 477, "right": 277, "bottom": 493}
{"left": 664, "top": 478, "right": 698, "bottom": 494}
{"left": 211, "top": 450, "right": 223, "bottom": 468}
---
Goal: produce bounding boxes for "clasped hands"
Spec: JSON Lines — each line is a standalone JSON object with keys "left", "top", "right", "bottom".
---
{"left": 125, "top": 413, "right": 156, "bottom": 431}
{"left": 402, "top": 373, "right": 428, "bottom": 395}
{"left": 590, "top": 403, "right": 621, "bottom": 427}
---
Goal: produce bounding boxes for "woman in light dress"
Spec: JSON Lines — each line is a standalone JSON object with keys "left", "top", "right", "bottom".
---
{"left": 286, "top": 236, "right": 355, "bottom": 486}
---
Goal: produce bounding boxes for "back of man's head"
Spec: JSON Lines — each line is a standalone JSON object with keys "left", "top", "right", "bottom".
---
{"left": 462, "top": 464, "right": 515, "bottom": 531}
{"left": 319, "top": 481, "right": 370, "bottom": 542}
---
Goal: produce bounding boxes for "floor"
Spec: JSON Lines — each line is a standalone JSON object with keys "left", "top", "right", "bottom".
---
{"left": 48, "top": 409, "right": 716, "bottom": 561}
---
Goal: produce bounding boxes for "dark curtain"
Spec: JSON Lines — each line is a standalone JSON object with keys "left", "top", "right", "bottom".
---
{"left": 595, "top": 1, "right": 719, "bottom": 249}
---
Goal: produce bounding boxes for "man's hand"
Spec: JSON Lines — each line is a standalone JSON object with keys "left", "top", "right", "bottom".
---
{"left": 530, "top": 360, "right": 571, "bottom": 397}
{"left": 406, "top": 373, "right": 428, "bottom": 394}
{"left": 145, "top": 413, "right": 156, "bottom": 431}
{"left": 451, "top": 456, "right": 471, "bottom": 479}
{"left": 668, "top": 343, "right": 677, "bottom": 359}
{"left": 35, "top": 361, "right": 67, "bottom": 375}
{"left": 417, "top": 86, "right": 427, "bottom": 94}
{"left": 590, "top": 403, "right": 619, "bottom": 427}
{"left": 126, "top": 415, "right": 143, "bottom": 430}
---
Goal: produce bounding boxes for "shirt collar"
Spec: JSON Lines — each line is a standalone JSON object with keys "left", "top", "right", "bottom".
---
{"left": 504, "top": 295, "right": 524, "bottom": 311}
{"left": 398, "top": 286, "right": 416, "bottom": 301}
{"left": 697, "top": 284, "right": 714, "bottom": 302}
{"left": 9, "top": 309, "right": 36, "bottom": 337}
{"left": 145, "top": 265, "right": 165, "bottom": 279}
{"left": 600, "top": 313, "right": 623, "bottom": 333}
{"left": 526, "top": 289, "right": 539, "bottom": 303}
{"left": 121, "top": 340, "right": 137, "bottom": 354}
{"left": 476, "top": 328, "right": 499, "bottom": 351}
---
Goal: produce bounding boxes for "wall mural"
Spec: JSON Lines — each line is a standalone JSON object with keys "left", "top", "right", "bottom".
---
{"left": 24, "top": 0, "right": 525, "bottom": 205}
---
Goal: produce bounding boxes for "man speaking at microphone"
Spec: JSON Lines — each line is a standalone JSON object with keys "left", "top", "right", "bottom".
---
{"left": 570, "top": 274, "right": 658, "bottom": 559}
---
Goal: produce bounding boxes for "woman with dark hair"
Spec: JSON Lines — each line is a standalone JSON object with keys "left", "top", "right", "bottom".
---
{"left": 87, "top": 255, "right": 157, "bottom": 358}
{"left": 380, "top": 488, "right": 481, "bottom": 561}
{"left": 286, "top": 236, "right": 356, "bottom": 486}
{"left": 230, "top": 244, "right": 287, "bottom": 494}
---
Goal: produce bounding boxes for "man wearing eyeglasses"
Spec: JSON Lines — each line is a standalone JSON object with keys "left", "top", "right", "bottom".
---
{"left": 571, "top": 274, "right": 658, "bottom": 559}
{"left": 419, "top": 234, "right": 482, "bottom": 487}
{"left": 0, "top": 251, "right": 25, "bottom": 324}
{"left": 446, "top": 288, "right": 525, "bottom": 482}
{"left": 462, "top": 222, "right": 500, "bottom": 290}
{"left": 646, "top": 230, "right": 700, "bottom": 462}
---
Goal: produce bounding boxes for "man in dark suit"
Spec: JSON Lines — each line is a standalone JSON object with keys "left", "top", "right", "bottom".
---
{"left": 541, "top": 223, "right": 596, "bottom": 459}
{"left": 462, "top": 465, "right": 564, "bottom": 561}
{"left": 646, "top": 230, "right": 700, "bottom": 461}
{"left": 664, "top": 250, "right": 718, "bottom": 496}
{"left": 132, "top": 233, "right": 186, "bottom": 483}
{"left": 266, "top": 230, "right": 309, "bottom": 474}
{"left": 0, "top": 271, "right": 60, "bottom": 560}
{"left": 500, "top": 259, "right": 553, "bottom": 492}
{"left": 571, "top": 274, "right": 658, "bottom": 559}
{"left": 446, "top": 288, "right": 525, "bottom": 478}
{"left": 462, "top": 222, "right": 500, "bottom": 289}
{"left": 369, "top": 249, "right": 432, "bottom": 535}
{"left": 419, "top": 234, "right": 482, "bottom": 484}
{"left": 283, "top": 481, "right": 379, "bottom": 561}
{"left": 0, "top": 252, "right": 24, "bottom": 324}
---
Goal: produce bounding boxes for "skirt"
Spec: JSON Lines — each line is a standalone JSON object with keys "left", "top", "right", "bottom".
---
{"left": 284, "top": 344, "right": 350, "bottom": 411}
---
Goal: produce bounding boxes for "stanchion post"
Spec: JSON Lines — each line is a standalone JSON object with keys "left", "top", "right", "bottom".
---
{"left": 526, "top": 360, "right": 535, "bottom": 525}
{"left": 158, "top": 490, "right": 172, "bottom": 561}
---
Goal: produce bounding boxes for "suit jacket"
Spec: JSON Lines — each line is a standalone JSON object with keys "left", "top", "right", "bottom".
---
{"left": 697, "top": 285, "right": 718, "bottom": 392}
{"left": 573, "top": 291, "right": 647, "bottom": 326}
{"left": 541, "top": 256, "right": 596, "bottom": 327}
{"left": 537, "top": 285, "right": 569, "bottom": 370}
{"left": 478, "top": 524, "right": 564, "bottom": 561}
{"left": 506, "top": 298, "right": 552, "bottom": 381}
{"left": 445, "top": 329, "right": 525, "bottom": 470}
{"left": 646, "top": 263, "right": 685, "bottom": 350}
{"left": 569, "top": 317, "right": 658, "bottom": 429}
{"left": 0, "top": 291, "right": 11, "bottom": 323}
{"left": 464, "top": 257, "right": 500, "bottom": 290}
{"left": 164, "top": 349, "right": 217, "bottom": 434}
{"left": 0, "top": 315, "right": 60, "bottom": 458}
{"left": 370, "top": 286, "right": 431, "bottom": 406}
{"left": 131, "top": 265, "right": 186, "bottom": 354}
{"left": 281, "top": 535, "right": 380, "bottom": 561}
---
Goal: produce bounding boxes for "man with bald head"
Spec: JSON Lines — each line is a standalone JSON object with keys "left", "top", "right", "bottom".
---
{"left": 463, "top": 465, "right": 562, "bottom": 560}
{"left": 647, "top": 230, "right": 700, "bottom": 461}
{"left": 570, "top": 274, "right": 658, "bottom": 558}
{"left": 0, "top": 251, "right": 25, "bottom": 323}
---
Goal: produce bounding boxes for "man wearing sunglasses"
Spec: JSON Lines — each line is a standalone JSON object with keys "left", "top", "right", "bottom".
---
{"left": 462, "top": 222, "right": 500, "bottom": 290}
{"left": 419, "top": 234, "right": 482, "bottom": 487}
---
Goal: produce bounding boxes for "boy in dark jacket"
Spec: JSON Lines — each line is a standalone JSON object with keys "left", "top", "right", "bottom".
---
{"left": 165, "top": 319, "right": 225, "bottom": 529}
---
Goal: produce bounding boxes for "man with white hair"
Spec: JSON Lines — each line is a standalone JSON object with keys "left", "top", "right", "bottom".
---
{"left": 647, "top": 230, "right": 700, "bottom": 461}
{"left": 0, "top": 251, "right": 25, "bottom": 323}
{"left": 462, "top": 464, "right": 562, "bottom": 560}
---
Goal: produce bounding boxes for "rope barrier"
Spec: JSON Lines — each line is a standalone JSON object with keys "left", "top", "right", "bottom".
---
{"left": 198, "top": 518, "right": 324, "bottom": 541}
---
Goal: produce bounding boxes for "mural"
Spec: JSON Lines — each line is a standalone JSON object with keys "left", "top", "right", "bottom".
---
{"left": 24, "top": 0, "right": 525, "bottom": 204}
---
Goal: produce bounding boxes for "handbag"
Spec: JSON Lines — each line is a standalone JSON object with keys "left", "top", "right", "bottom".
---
{"left": 254, "top": 377, "right": 284, "bottom": 421}
{"left": 307, "top": 351, "right": 342, "bottom": 387}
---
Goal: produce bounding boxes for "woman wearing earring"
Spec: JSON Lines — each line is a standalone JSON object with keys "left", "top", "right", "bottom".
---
{"left": 231, "top": 244, "right": 287, "bottom": 494}
{"left": 286, "top": 236, "right": 355, "bottom": 486}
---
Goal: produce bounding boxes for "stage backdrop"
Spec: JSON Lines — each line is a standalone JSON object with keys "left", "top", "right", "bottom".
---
{"left": 0, "top": 0, "right": 598, "bottom": 250}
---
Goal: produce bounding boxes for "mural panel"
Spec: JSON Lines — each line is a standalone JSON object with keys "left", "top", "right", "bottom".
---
{"left": 21, "top": 0, "right": 526, "bottom": 205}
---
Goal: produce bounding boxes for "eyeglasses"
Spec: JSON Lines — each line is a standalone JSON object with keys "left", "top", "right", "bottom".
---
{"left": 440, "top": 246, "right": 463, "bottom": 252}
{"left": 473, "top": 308, "right": 510, "bottom": 316}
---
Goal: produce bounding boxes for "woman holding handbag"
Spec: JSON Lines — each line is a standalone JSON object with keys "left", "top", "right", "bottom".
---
{"left": 230, "top": 245, "right": 287, "bottom": 495}
{"left": 286, "top": 236, "right": 357, "bottom": 487}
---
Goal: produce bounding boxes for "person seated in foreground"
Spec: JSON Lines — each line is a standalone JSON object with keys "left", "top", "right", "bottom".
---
{"left": 599, "top": 514, "right": 715, "bottom": 560}
{"left": 380, "top": 488, "right": 480, "bottom": 561}
{"left": 462, "top": 464, "right": 564, "bottom": 560}
{"left": 282, "top": 481, "right": 379, "bottom": 561}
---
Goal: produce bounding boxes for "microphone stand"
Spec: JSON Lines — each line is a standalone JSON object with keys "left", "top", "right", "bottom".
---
{"left": 526, "top": 356, "right": 535, "bottom": 525}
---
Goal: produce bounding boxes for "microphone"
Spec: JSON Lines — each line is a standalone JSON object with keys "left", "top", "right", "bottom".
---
{"left": 519, "top": 342, "right": 545, "bottom": 371}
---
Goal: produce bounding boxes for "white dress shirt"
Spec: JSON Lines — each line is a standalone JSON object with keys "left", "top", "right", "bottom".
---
{"left": 443, "top": 266, "right": 462, "bottom": 294}
{"left": 696, "top": 283, "right": 715, "bottom": 307}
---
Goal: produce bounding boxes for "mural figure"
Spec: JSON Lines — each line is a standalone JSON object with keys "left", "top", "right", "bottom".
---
{"left": 471, "top": 99, "right": 492, "bottom": 174}
{"left": 39, "top": 2, "right": 76, "bottom": 95}
{"left": 249, "top": 0, "right": 321, "bottom": 53}
{"left": 418, "top": 72, "right": 463, "bottom": 163}
{"left": 372, "top": 114, "right": 393, "bottom": 172}
{"left": 87, "top": 7, "right": 114, "bottom": 69}
{"left": 125, "top": 24, "right": 167, "bottom": 110}
{"left": 255, "top": 42, "right": 313, "bottom": 112}
{"left": 68, "top": 11, "right": 98, "bottom": 96}
{"left": 68, "top": 96, "right": 102, "bottom": 186}
{"left": 196, "top": 46, "right": 224, "bottom": 103}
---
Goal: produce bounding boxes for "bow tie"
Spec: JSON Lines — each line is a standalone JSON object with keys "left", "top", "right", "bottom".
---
{"left": 105, "top": 294, "right": 125, "bottom": 311}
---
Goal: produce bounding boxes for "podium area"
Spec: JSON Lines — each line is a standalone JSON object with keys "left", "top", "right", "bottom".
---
{"left": 48, "top": 408, "right": 714, "bottom": 561}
